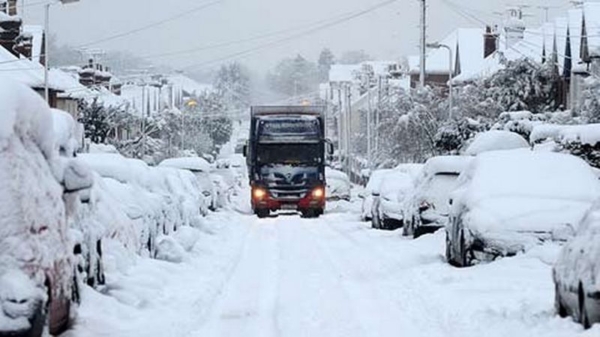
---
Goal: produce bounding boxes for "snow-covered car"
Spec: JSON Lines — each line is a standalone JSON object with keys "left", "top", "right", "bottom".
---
{"left": 446, "top": 150, "right": 600, "bottom": 267}
{"left": 0, "top": 79, "right": 77, "bottom": 336}
{"left": 371, "top": 164, "right": 423, "bottom": 230}
{"left": 554, "top": 199, "right": 600, "bottom": 329}
{"left": 80, "top": 153, "right": 187, "bottom": 255}
{"left": 360, "top": 169, "right": 392, "bottom": 221}
{"left": 51, "top": 109, "right": 105, "bottom": 289}
{"left": 403, "top": 156, "right": 471, "bottom": 238}
{"left": 462, "top": 130, "right": 529, "bottom": 156}
{"left": 325, "top": 167, "right": 351, "bottom": 201}
{"left": 159, "top": 157, "right": 216, "bottom": 211}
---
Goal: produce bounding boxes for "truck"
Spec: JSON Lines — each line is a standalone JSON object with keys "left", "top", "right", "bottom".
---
{"left": 244, "top": 106, "right": 333, "bottom": 218}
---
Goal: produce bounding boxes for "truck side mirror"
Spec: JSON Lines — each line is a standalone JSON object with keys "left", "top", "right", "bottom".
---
{"left": 325, "top": 139, "right": 334, "bottom": 155}
{"left": 243, "top": 145, "right": 248, "bottom": 157}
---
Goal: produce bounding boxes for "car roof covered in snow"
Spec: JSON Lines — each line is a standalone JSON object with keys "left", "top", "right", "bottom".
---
{"left": 365, "top": 169, "right": 393, "bottom": 192}
{"left": 159, "top": 157, "right": 211, "bottom": 173}
{"left": 380, "top": 170, "right": 415, "bottom": 198}
{"left": 325, "top": 167, "right": 350, "bottom": 182}
{"left": 423, "top": 156, "right": 472, "bottom": 177}
{"left": 456, "top": 150, "right": 600, "bottom": 233}
{"left": 463, "top": 131, "right": 529, "bottom": 156}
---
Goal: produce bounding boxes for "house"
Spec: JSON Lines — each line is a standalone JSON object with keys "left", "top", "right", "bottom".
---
{"left": 453, "top": 3, "right": 600, "bottom": 111}
{"left": 409, "top": 28, "right": 486, "bottom": 89}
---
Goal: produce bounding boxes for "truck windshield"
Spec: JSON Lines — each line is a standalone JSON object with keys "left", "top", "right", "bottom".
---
{"left": 256, "top": 143, "right": 322, "bottom": 166}
{"left": 257, "top": 117, "right": 321, "bottom": 142}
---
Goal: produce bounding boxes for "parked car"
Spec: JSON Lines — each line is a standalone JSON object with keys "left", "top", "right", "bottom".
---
{"left": 462, "top": 130, "right": 529, "bottom": 156}
{"left": 403, "top": 156, "right": 471, "bottom": 238}
{"left": 325, "top": 167, "right": 351, "bottom": 201}
{"left": 52, "top": 109, "right": 104, "bottom": 289}
{"left": 371, "top": 164, "right": 423, "bottom": 230}
{"left": 159, "top": 157, "right": 216, "bottom": 211}
{"left": 554, "top": 199, "right": 600, "bottom": 329}
{"left": 446, "top": 150, "right": 600, "bottom": 267}
{"left": 0, "top": 80, "right": 80, "bottom": 336}
{"left": 360, "top": 169, "right": 392, "bottom": 221}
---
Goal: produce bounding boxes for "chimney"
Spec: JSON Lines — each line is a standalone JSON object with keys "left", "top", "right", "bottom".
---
{"left": 484, "top": 26, "right": 498, "bottom": 58}
{"left": 504, "top": 8, "right": 526, "bottom": 48}
{"left": 7, "top": 0, "right": 17, "bottom": 16}
{"left": 0, "top": 2, "right": 22, "bottom": 57}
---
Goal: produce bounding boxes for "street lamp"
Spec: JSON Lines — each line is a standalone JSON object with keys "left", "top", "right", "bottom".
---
{"left": 44, "top": 0, "right": 80, "bottom": 103}
{"left": 426, "top": 42, "right": 453, "bottom": 119}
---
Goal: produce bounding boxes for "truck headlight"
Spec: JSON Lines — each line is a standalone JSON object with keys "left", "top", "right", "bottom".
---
{"left": 253, "top": 188, "right": 267, "bottom": 199}
{"left": 312, "top": 187, "right": 325, "bottom": 199}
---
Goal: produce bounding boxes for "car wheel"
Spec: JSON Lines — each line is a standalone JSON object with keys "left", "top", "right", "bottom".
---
{"left": 579, "top": 283, "right": 591, "bottom": 329}
{"left": 445, "top": 232, "right": 452, "bottom": 263}
{"left": 555, "top": 283, "right": 567, "bottom": 318}
{"left": 460, "top": 231, "right": 469, "bottom": 267}
{"left": 256, "top": 209, "right": 270, "bottom": 218}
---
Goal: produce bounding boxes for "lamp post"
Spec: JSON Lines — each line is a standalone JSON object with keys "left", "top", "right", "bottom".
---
{"left": 426, "top": 42, "right": 453, "bottom": 119}
{"left": 44, "top": 0, "right": 80, "bottom": 103}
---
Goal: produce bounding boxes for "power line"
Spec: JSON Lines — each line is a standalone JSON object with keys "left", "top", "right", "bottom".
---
{"left": 138, "top": 6, "right": 375, "bottom": 62}
{"left": 76, "top": 0, "right": 223, "bottom": 48}
{"left": 181, "top": 0, "right": 398, "bottom": 71}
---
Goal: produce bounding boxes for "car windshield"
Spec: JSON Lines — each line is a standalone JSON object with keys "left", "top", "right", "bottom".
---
{"left": 423, "top": 172, "right": 459, "bottom": 213}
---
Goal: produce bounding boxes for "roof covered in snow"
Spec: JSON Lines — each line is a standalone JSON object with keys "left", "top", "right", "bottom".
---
{"left": 0, "top": 46, "right": 67, "bottom": 91}
{"left": 329, "top": 64, "right": 361, "bottom": 83}
{"left": 410, "top": 28, "right": 486, "bottom": 76}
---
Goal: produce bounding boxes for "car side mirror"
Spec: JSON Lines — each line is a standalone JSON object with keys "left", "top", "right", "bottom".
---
{"left": 63, "top": 159, "right": 93, "bottom": 193}
{"left": 243, "top": 145, "right": 248, "bottom": 157}
{"left": 372, "top": 191, "right": 380, "bottom": 197}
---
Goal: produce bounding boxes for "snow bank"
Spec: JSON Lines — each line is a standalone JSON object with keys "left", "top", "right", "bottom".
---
{"left": 155, "top": 236, "right": 185, "bottom": 263}
{"left": 464, "top": 131, "right": 529, "bottom": 156}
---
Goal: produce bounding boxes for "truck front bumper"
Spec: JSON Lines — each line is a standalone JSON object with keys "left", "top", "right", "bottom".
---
{"left": 252, "top": 185, "right": 325, "bottom": 211}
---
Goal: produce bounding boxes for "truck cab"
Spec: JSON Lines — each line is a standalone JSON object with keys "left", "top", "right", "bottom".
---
{"left": 244, "top": 106, "right": 332, "bottom": 218}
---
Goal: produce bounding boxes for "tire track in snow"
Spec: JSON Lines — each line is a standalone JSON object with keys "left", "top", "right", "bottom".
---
{"left": 189, "top": 217, "right": 282, "bottom": 337}
{"left": 274, "top": 216, "right": 368, "bottom": 337}
{"left": 302, "top": 217, "right": 452, "bottom": 337}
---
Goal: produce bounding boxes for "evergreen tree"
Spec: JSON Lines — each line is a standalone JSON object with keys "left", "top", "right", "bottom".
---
{"left": 318, "top": 48, "right": 335, "bottom": 82}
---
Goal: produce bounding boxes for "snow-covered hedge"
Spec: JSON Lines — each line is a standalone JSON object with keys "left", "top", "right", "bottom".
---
{"left": 531, "top": 123, "right": 600, "bottom": 168}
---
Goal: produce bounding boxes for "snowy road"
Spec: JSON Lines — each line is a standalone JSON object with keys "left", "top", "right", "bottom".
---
{"left": 66, "top": 202, "right": 598, "bottom": 337}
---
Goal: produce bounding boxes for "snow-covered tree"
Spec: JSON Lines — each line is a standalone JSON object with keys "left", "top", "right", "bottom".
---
{"left": 579, "top": 77, "right": 600, "bottom": 123}
{"left": 318, "top": 48, "right": 335, "bottom": 82}
{"left": 339, "top": 50, "right": 371, "bottom": 65}
{"left": 267, "top": 55, "right": 319, "bottom": 96}
{"left": 214, "top": 62, "right": 251, "bottom": 111}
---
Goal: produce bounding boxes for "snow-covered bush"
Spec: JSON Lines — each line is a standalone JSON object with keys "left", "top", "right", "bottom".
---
{"left": 531, "top": 123, "right": 600, "bottom": 168}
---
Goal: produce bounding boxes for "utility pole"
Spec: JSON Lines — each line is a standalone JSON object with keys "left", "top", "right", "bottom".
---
{"left": 419, "top": 0, "right": 427, "bottom": 88}
{"left": 367, "top": 85, "right": 372, "bottom": 167}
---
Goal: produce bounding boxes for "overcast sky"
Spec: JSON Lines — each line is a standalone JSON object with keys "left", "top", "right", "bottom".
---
{"left": 23, "top": 0, "right": 571, "bottom": 74}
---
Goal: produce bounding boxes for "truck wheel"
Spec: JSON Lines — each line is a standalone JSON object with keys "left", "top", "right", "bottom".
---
{"left": 256, "top": 209, "right": 269, "bottom": 218}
